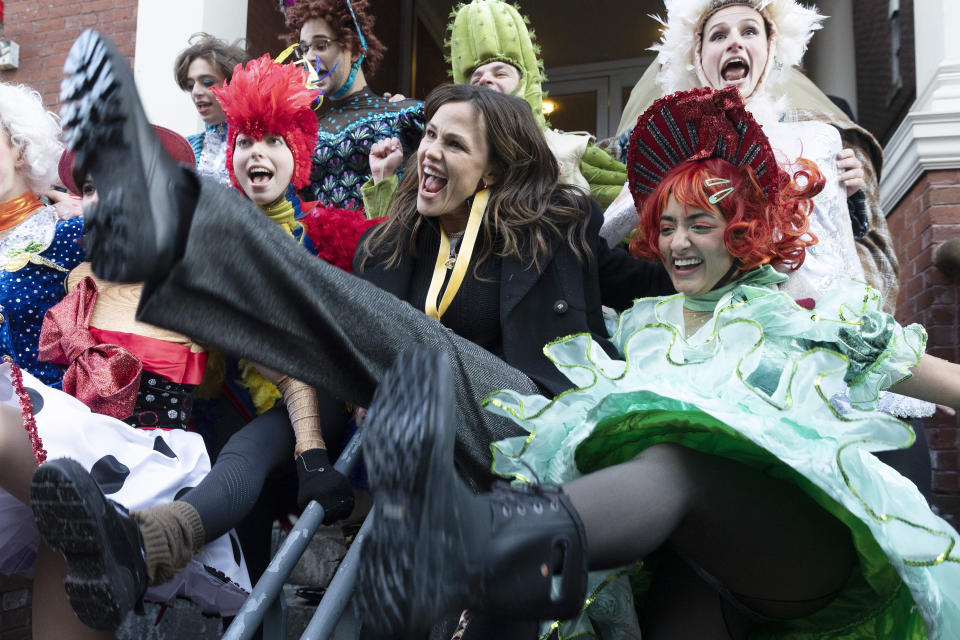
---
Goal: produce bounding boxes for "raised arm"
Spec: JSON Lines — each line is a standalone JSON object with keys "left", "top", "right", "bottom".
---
{"left": 589, "top": 198, "right": 674, "bottom": 310}
{"left": 890, "top": 354, "right": 960, "bottom": 412}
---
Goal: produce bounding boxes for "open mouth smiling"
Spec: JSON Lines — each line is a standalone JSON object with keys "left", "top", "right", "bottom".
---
{"left": 673, "top": 257, "right": 704, "bottom": 273}
{"left": 421, "top": 166, "right": 448, "bottom": 195}
{"left": 721, "top": 57, "right": 749, "bottom": 82}
{"left": 248, "top": 167, "right": 274, "bottom": 185}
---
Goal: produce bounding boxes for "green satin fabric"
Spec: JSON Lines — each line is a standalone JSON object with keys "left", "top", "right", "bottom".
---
{"left": 485, "top": 277, "right": 952, "bottom": 640}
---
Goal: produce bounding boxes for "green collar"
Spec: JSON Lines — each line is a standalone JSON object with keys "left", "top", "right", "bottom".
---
{"left": 683, "top": 264, "right": 787, "bottom": 311}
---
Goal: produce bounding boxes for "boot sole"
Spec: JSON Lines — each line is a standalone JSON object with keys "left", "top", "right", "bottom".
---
{"left": 60, "top": 30, "right": 131, "bottom": 282}
{"left": 31, "top": 459, "right": 140, "bottom": 631}
{"left": 60, "top": 29, "right": 169, "bottom": 283}
{"left": 356, "top": 349, "right": 464, "bottom": 635}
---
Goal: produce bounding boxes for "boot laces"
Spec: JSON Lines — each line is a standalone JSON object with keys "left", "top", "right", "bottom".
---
{"left": 490, "top": 480, "right": 562, "bottom": 518}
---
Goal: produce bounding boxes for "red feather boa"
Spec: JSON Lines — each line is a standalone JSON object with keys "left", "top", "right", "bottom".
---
{"left": 300, "top": 203, "right": 383, "bottom": 272}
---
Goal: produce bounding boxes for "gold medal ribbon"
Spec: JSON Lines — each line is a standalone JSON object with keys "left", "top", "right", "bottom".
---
{"left": 424, "top": 189, "right": 489, "bottom": 321}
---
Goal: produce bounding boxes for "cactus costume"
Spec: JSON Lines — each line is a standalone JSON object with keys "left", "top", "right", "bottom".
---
{"left": 360, "top": 0, "right": 627, "bottom": 217}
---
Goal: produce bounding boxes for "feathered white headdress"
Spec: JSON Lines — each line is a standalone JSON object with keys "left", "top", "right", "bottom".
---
{"left": 650, "top": 0, "right": 825, "bottom": 95}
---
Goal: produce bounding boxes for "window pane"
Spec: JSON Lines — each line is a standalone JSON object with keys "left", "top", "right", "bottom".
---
{"left": 544, "top": 91, "right": 597, "bottom": 134}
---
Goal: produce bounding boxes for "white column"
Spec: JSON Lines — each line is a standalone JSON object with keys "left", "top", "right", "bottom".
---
{"left": 805, "top": 0, "right": 858, "bottom": 118}
{"left": 133, "top": 0, "right": 249, "bottom": 139}
{"left": 912, "top": 0, "right": 960, "bottom": 113}
{"left": 880, "top": 0, "right": 960, "bottom": 212}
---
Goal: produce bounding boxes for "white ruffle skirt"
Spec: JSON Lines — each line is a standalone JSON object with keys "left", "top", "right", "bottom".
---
{"left": 0, "top": 362, "right": 251, "bottom": 616}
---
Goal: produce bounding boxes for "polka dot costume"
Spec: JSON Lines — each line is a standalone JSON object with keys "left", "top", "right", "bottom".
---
{"left": 0, "top": 362, "right": 250, "bottom": 615}
{"left": 0, "top": 208, "right": 84, "bottom": 385}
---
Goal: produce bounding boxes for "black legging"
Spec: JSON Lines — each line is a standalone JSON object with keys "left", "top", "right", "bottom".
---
{"left": 181, "top": 389, "right": 351, "bottom": 543}
{"left": 181, "top": 407, "right": 293, "bottom": 542}
{"left": 564, "top": 443, "right": 856, "bottom": 638}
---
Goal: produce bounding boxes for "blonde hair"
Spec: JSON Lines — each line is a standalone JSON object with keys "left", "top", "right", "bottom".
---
{"left": 0, "top": 83, "right": 63, "bottom": 194}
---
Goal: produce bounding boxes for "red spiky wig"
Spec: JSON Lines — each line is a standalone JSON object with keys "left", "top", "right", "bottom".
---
{"left": 212, "top": 54, "right": 320, "bottom": 192}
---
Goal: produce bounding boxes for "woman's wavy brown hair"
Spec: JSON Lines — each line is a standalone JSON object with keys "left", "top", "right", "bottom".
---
{"left": 358, "top": 83, "right": 593, "bottom": 275}
{"left": 284, "top": 0, "right": 385, "bottom": 76}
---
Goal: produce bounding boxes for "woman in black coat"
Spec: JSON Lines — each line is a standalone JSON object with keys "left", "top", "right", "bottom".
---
{"left": 32, "top": 32, "right": 671, "bottom": 631}
{"left": 354, "top": 193, "right": 664, "bottom": 399}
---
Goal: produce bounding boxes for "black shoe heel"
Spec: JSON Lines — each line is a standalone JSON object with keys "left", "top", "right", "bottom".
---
{"left": 31, "top": 458, "right": 147, "bottom": 631}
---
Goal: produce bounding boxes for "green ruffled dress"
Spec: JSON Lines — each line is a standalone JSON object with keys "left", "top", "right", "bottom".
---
{"left": 485, "top": 267, "right": 960, "bottom": 639}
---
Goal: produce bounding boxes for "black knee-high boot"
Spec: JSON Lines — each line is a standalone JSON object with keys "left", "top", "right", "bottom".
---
{"left": 356, "top": 349, "right": 588, "bottom": 637}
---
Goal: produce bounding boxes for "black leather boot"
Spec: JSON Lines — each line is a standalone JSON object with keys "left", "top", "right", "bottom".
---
{"left": 356, "top": 349, "right": 588, "bottom": 636}
{"left": 60, "top": 29, "right": 199, "bottom": 283}
{"left": 30, "top": 457, "right": 148, "bottom": 631}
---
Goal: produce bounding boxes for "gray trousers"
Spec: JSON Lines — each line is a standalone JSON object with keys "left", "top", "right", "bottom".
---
{"left": 137, "top": 178, "right": 537, "bottom": 483}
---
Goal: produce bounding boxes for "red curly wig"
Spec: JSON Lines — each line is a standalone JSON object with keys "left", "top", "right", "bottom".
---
{"left": 212, "top": 54, "right": 320, "bottom": 192}
{"left": 629, "top": 157, "right": 823, "bottom": 273}
{"left": 284, "top": 0, "right": 385, "bottom": 77}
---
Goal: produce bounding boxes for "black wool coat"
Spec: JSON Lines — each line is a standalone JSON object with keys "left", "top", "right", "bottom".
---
{"left": 354, "top": 198, "right": 674, "bottom": 396}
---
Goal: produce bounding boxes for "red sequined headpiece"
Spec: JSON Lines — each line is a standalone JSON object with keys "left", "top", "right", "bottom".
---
{"left": 212, "top": 54, "right": 320, "bottom": 191}
{"left": 627, "top": 87, "right": 782, "bottom": 211}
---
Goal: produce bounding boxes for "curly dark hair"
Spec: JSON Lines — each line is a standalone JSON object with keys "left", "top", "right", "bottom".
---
{"left": 173, "top": 33, "right": 250, "bottom": 90}
{"left": 284, "top": 0, "right": 385, "bottom": 77}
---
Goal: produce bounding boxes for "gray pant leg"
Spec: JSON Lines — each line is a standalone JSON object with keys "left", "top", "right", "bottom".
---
{"left": 138, "top": 177, "right": 537, "bottom": 483}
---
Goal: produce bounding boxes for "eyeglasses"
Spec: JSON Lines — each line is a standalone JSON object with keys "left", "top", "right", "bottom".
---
{"left": 298, "top": 37, "right": 338, "bottom": 57}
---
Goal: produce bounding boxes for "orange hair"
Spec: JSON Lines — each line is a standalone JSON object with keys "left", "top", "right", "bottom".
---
{"left": 629, "top": 157, "right": 822, "bottom": 272}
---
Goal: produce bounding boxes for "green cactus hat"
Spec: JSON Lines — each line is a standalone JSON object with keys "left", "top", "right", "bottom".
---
{"left": 447, "top": 0, "right": 547, "bottom": 129}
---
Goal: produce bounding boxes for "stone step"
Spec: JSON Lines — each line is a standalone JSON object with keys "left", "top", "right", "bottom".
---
{"left": 115, "top": 601, "right": 222, "bottom": 639}
{"left": 114, "top": 522, "right": 351, "bottom": 638}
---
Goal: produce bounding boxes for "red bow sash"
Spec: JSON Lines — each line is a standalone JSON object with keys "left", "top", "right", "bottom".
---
{"left": 38, "top": 277, "right": 142, "bottom": 419}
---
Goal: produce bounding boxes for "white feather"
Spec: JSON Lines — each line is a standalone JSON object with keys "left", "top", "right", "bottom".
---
{"left": 650, "top": 0, "right": 825, "bottom": 95}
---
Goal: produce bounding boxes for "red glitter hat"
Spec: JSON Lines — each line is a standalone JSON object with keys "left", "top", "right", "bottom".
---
{"left": 58, "top": 125, "right": 195, "bottom": 195}
{"left": 626, "top": 87, "right": 783, "bottom": 211}
{"left": 212, "top": 54, "right": 320, "bottom": 192}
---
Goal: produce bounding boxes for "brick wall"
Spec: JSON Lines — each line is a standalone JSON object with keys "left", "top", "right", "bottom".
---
{"left": 0, "top": 0, "right": 139, "bottom": 108}
{"left": 887, "top": 169, "right": 960, "bottom": 526}
{"left": 853, "top": 0, "right": 916, "bottom": 144}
